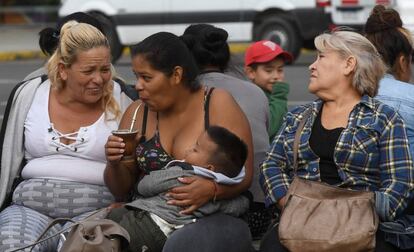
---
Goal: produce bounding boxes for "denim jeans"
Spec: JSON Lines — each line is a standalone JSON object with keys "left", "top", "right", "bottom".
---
{"left": 376, "top": 188, "right": 414, "bottom": 249}
{"left": 380, "top": 215, "right": 414, "bottom": 250}
{"left": 259, "top": 221, "right": 399, "bottom": 252}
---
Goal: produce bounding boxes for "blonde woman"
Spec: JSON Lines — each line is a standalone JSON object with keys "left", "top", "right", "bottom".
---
{"left": 260, "top": 30, "right": 413, "bottom": 252}
{"left": 0, "top": 21, "right": 132, "bottom": 251}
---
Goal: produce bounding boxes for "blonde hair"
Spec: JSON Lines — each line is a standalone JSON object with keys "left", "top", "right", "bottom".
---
{"left": 46, "top": 21, "right": 120, "bottom": 120}
{"left": 314, "top": 31, "right": 386, "bottom": 97}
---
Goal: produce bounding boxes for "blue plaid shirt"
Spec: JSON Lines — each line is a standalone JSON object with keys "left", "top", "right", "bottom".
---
{"left": 260, "top": 95, "right": 414, "bottom": 220}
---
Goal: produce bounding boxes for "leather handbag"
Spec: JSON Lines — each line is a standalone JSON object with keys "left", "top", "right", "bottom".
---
{"left": 10, "top": 208, "right": 130, "bottom": 252}
{"left": 278, "top": 108, "right": 379, "bottom": 252}
{"left": 59, "top": 218, "right": 130, "bottom": 252}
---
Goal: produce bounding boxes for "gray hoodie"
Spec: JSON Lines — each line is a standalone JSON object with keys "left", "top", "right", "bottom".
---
{"left": 126, "top": 162, "right": 249, "bottom": 225}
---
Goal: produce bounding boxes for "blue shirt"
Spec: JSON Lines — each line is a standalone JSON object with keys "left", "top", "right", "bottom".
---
{"left": 260, "top": 96, "right": 414, "bottom": 221}
{"left": 376, "top": 74, "right": 414, "bottom": 159}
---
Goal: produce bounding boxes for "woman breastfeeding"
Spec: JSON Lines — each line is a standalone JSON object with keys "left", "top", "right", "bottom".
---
{"left": 104, "top": 32, "right": 254, "bottom": 252}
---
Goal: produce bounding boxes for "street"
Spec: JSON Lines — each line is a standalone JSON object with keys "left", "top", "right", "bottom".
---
{"left": 0, "top": 51, "right": 319, "bottom": 125}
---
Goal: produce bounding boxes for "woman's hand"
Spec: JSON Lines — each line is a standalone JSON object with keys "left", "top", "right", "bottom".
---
{"left": 167, "top": 176, "right": 215, "bottom": 215}
{"left": 105, "top": 135, "right": 125, "bottom": 165}
{"left": 108, "top": 202, "right": 125, "bottom": 210}
{"left": 277, "top": 196, "right": 287, "bottom": 210}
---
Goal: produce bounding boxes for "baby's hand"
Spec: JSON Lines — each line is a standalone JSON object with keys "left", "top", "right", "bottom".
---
{"left": 105, "top": 135, "right": 125, "bottom": 165}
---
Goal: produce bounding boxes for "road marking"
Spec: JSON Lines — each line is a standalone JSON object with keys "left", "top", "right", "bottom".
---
{"left": 0, "top": 79, "right": 19, "bottom": 85}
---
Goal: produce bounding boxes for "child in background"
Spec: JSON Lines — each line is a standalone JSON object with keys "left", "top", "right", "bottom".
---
{"left": 244, "top": 40, "right": 292, "bottom": 141}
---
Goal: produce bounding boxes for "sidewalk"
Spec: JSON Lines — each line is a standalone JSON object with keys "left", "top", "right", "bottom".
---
{"left": 0, "top": 25, "right": 47, "bottom": 61}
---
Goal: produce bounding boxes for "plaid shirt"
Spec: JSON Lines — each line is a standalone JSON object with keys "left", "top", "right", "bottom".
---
{"left": 261, "top": 95, "right": 414, "bottom": 220}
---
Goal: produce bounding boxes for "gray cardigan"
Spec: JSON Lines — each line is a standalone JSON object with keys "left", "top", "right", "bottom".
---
{"left": 126, "top": 164, "right": 250, "bottom": 225}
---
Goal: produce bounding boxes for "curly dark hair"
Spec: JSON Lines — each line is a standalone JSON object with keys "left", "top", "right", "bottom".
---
{"left": 181, "top": 24, "right": 231, "bottom": 72}
{"left": 365, "top": 5, "right": 412, "bottom": 70}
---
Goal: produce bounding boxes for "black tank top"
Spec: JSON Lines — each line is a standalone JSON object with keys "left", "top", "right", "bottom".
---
{"left": 309, "top": 107, "right": 344, "bottom": 185}
{"left": 135, "top": 87, "right": 215, "bottom": 174}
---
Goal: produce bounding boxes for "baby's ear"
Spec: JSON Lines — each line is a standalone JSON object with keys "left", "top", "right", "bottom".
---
{"left": 207, "top": 164, "right": 216, "bottom": 172}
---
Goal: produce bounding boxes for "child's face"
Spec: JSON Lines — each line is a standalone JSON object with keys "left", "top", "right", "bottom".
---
{"left": 245, "top": 57, "right": 285, "bottom": 92}
{"left": 184, "top": 132, "right": 217, "bottom": 170}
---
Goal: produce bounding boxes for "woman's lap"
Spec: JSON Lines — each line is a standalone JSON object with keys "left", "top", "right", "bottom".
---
{"left": 0, "top": 205, "right": 60, "bottom": 252}
{"left": 259, "top": 222, "right": 402, "bottom": 252}
{"left": 0, "top": 178, "right": 114, "bottom": 251}
{"left": 162, "top": 213, "right": 254, "bottom": 252}
{"left": 12, "top": 178, "right": 114, "bottom": 218}
{"left": 107, "top": 207, "right": 167, "bottom": 252}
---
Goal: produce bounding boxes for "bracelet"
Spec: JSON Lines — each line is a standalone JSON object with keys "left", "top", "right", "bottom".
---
{"left": 212, "top": 180, "right": 218, "bottom": 204}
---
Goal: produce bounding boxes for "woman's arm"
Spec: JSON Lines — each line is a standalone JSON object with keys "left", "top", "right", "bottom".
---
{"left": 260, "top": 120, "right": 291, "bottom": 208}
{"left": 167, "top": 89, "right": 254, "bottom": 213}
{"left": 138, "top": 167, "right": 193, "bottom": 197}
{"left": 209, "top": 89, "right": 254, "bottom": 198}
{"left": 376, "top": 112, "right": 414, "bottom": 221}
{"left": 104, "top": 101, "right": 143, "bottom": 201}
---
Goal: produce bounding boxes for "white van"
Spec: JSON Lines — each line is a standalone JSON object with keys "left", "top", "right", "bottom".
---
{"left": 327, "top": 0, "right": 414, "bottom": 36}
{"left": 59, "top": 0, "right": 332, "bottom": 62}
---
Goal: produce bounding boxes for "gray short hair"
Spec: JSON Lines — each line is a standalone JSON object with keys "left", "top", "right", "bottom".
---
{"left": 314, "top": 31, "right": 386, "bottom": 97}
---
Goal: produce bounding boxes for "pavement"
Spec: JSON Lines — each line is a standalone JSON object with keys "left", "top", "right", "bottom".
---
{"left": 0, "top": 24, "right": 252, "bottom": 62}
{"left": 0, "top": 25, "right": 48, "bottom": 61}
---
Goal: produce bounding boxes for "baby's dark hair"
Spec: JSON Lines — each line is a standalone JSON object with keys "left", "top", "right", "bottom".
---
{"left": 206, "top": 126, "right": 248, "bottom": 178}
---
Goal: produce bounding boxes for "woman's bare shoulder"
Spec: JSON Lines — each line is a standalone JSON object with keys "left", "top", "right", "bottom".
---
{"left": 208, "top": 87, "right": 248, "bottom": 128}
{"left": 209, "top": 87, "right": 237, "bottom": 105}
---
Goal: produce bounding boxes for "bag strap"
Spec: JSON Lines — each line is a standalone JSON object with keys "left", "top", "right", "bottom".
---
{"left": 204, "top": 87, "right": 215, "bottom": 130}
{"left": 9, "top": 208, "right": 108, "bottom": 252}
{"left": 292, "top": 108, "right": 313, "bottom": 176}
{"left": 8, "top": 218, "right": 74, "bottom": 252}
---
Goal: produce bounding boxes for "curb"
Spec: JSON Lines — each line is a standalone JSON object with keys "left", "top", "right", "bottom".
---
{"left": 0, "top": 43, "right": 251, "bottom": 62}
{"left": 121, "top": 43, "right": 250, "bottom": 57}
{"left": 0, "top": 50, "right": 46, "bottom": 61}
{"left": 0, "top": 44, "right": 313, "bottom": 62}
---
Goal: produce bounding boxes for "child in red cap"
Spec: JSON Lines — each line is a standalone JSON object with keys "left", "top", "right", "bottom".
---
{"left": 244, "top": 40, "right": 293, "bottom": 140}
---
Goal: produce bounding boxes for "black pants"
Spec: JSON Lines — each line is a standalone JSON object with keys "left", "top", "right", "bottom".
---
{"left": 107, "top": 207, "right": 167, "bottom": 252}
{"left": 163, "top": 213, "right": 255, "bottom": 252}
{"left": 259, "top": 222, "right": 401, "bottom": 252}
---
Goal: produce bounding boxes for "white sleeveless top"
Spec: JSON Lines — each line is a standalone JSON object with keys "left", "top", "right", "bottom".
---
{"left": 22, "top": 81, "right": 120, "bottom": 185}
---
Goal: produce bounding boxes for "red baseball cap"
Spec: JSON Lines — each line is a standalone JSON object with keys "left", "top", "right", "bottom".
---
{"left": 244, "top": 40, "right": 293, "bottom": 67}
